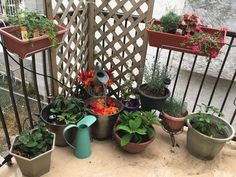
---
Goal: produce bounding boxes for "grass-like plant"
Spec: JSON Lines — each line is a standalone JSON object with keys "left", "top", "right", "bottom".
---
{"left": 163, "top": 97, "right": 186, "bottom": 117}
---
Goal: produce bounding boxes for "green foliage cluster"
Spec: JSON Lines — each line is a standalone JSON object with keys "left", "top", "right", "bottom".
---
{"left": 7, "top": 9, "right": 58, "bottom": 47}
{"left": 115, "top": 111, "right": 158, "bottom": 146}
{"left": 163, "top": 97, "right": 186, "bottom": 117}
{"left": 187, "top": 104, "right": 225, "bottom": 137}
{"left": 50, "top": 96, "right": 84, "bottom": 125}
{"left": 13, "top": 123, "right": 54, "bottom": 159}
{"left": 120, "top": 72, "right": 137, "bottom": 101}
{"left": 144, "top": 63, "right": 169, "bottom": 95}
{"left": 160, "top": 11, "right": 181, "bottom": 32}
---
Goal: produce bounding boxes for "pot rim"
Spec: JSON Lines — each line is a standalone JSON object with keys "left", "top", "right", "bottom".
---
{"left": 10, "top": 132, "right": 55, "bottom": 161}
{"left": 162, "top": 111, "right": 188, "bottom": 121}
{"left": 186, "top": 115, "right": 235, "bottom": 142}
{"left": 138, "top": 84, "right": 170, "bottom": 99}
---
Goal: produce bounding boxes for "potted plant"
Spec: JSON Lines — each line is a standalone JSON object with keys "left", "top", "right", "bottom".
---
{"left": 138, "top": 62, "right": 171, "bottom": 111}
{"left": 147, "top": 12, "right": 226, "bottom": 58}
{"left": 161, "top": 97, "right": 188, "bottom": 131}
{"left": 10, "top": 123, "right": 55, "bottom": 177}
{"left": 120, "top": 72, "right": 140, "bottom": 112}
{"left": 0, "top": 9, "right": 67, "bottom": 58}
{"left": 40, "top": 95, "right": 85, "bottom": 146}
{"left": 85, "top": 96, "right": 124, "bottom": 139}
{"left": 186, "top": 104, "right": 235, "bottom": 160}
{"left": 113, "top": 111, "right": 158, "bottom": 153}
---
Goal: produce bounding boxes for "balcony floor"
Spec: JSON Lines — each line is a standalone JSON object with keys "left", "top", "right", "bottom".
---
{"left": 1, "top": 126, "right": 236, "bottom": 177}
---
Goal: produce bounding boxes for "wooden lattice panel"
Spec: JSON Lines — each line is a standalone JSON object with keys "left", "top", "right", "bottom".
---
{"left": 49, "top": 0, "right": 89, "bottom": 94}
{"left": 48, "top": 0, "right": 154, "bottom": 96}
{"left": 93, "top": 0, "right": 154, "bottom": 97}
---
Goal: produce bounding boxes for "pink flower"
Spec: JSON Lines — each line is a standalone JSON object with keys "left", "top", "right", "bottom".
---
{"left": 191, "top": 45, "right": 200, "bottom": 53}
{"left": 185, "top": 33, "right": 191, "bottom": 39}
{"left": 210, "top": 51, "right": 219, "bottom": 58}
{"left": 195, "top": 26, "right": 203, "bottom": 32}
{"left": 200, "top": 19, "right": 204, "bottom": 24}
{"left": 199, "top": 38, "right": 205, "bottom": 43}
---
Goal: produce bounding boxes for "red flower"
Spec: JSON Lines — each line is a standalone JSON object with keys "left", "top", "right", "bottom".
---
{"left": 185, "top": 33, "right": 191, "bottom": 39}
{"left": 210, "top": 51, "right": 219, "bottom": 58}
{"left": 191, "top": 45, "right": 200, "bottom": 52}
{"left": 89, "top": 98, "right": 119, "bottom": 115}
{"left": 195, "top": 26, "right": 203, "bottom": 32}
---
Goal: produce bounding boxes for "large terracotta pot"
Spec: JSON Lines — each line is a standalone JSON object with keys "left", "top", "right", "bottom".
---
{"left": 147, "top": 20, "right": 226, "bottom": 58}
{"left": 0, "top": 24, "right": 67, "bottom": 58}
{"left": 113, "top": 123, "right": 155, "bottom": 153}
{"left": 162, "top": 111, "right": 188, "bottom": 131}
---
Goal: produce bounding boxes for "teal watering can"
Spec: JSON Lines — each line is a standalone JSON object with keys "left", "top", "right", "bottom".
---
{"left": 63, "top": 115, "right": 96, "bottom": 159}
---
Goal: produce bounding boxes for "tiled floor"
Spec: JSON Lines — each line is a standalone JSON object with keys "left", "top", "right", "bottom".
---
{"left": 1, "top": 126, "right": 236, "bottom": 177}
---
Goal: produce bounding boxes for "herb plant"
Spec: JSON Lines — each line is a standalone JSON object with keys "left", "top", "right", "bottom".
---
{"left": 120, "top": 72, "right": 137, "bottom": 101}
{"left": 144, "top": 62, "right": 170, "bottom": 96}
{"left": 115, "top": 111, "right": 158, "bottom": 146}
{"left": 163, "top": 97, "right": 186, "bottom": 117}
{"left": 160, "top": 11, "right": 181, "bottom": 33}
{"left": 187, "top": 104, "right": 225, "bottom": 137}
{"left": 7, "top": 9, "right": 58, "bottom": 47}
{"left": 12, "top": 123, "right": 54, "bottom": 159}
{"left": 50, "top": 95, "right": 84, "bottom": 124}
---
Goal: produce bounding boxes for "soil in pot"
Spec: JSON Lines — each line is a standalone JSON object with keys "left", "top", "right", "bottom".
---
{"left": 139, "top": 84, "right": 167, "bottom": 97}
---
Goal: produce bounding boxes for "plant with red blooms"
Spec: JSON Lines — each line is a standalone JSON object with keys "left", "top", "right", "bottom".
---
{"left": 89, "top": 97, "right": 119, "bottom": 115}
{"left": 179, "top": 13, "right": 203, "bottom": 34}
{"left": 182, "top": 26, "right": 226, "bottom": 58}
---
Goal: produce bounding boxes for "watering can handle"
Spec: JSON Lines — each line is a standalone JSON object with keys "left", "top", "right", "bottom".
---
{"left": 63, "top": 124, "right": 77, "bottom": 149}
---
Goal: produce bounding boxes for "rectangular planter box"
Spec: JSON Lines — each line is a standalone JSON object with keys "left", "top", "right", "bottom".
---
{"left": 147, "top": 20, "right": 226, "bottom": 58}
{"left": 10, "top": 133, "right": 55, "bottom": 177}
{"left": 0, "top": 24, "right": 67, "bottom": 58}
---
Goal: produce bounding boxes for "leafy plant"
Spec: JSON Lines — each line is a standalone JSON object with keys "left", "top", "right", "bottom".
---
{"left": 163, "top": 97, "right": 187, "bottom": 117}
{"left": 187, "top": 104, "right": 225, "bottom": 137}
{"left": 12, "top": 122, "right": 54, "bottom": 159}
{"left": 144, "top": 62, "right": 170, "bottom": 95}
{"left": 160, "top": 11, "right": 181, "bottom": 32}
{"left": 179, "top": 13, "right": 203, "bottom": 34}
{"left": 120, "top": 72, "right": 137, "bottom": 101}
{"left": 7, "top": 9, "right": 58, "bottom": 47}
{"left": 115, "top": 111, "right": 158, "bottom": 146}
{"left": 50, "top": 95, "right": 84, "bottom": 124}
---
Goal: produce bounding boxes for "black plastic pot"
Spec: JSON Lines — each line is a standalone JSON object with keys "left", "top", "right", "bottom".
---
{"left": 121, "top": 98, "right": 140, "bottom": 112}
{"left": 40, "top": 104, "right": 76, "bottom": 147}
{"left": 138, "top": 84, "right": 170, "bottom": 111}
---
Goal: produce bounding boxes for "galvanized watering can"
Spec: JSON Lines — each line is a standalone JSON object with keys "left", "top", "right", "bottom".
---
{"left": 63, "top": 115, "right": 96, "bottom": 159}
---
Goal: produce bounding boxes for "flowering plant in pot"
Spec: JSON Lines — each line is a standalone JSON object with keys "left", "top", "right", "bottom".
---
{"left": 77, "top": 69, "right": 113, "bottom": 99}
{"left": 120, "top": 72, "right": 140, "bottom": 112}
{"left": 0, "top": 9, "right": 67, "bottom": 58}
{"left": 40, "top": 95, "right": 85, "bottom": 146}
{"left": 10, "top": 122, "right": 55, "bottom": 177}
{"left": 113, "top": 111, "right": 158, "bottom": 153}
{"left": 186, "top": 104, "right": 235, "bottom": 160}
{"left": 147, "top": 12, "right": 226, "bottom": 58}
{"left": 85, "top": 96, "right": 124, "bottom": 139}
{"left": 138, "top": 62, "right": 171, "bottom": 111}
{"left": 162, "top": 97, "right": 188, "bottom": 132}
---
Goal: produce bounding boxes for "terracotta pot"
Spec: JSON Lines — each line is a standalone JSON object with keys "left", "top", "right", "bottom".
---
{"left": 162, "top": 111, "right": 188, "bottom": 131}
{"left": 147, "top": 20, "right": 226, "bottom": 58}
{"left": 113, "top": 122, "right": 155, "bottom": 153}
{"left": 0, "top": 24, "right": 67, "bottom": 58}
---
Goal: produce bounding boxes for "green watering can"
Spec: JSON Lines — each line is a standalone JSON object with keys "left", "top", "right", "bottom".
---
{"left": 63, "top": 115, "right": 96, "bottom": 159}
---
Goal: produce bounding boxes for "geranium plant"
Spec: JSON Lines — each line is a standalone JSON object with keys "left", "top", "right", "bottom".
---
{"left": 88, "top": 97, "right": 119, "bottom": 115}
{"left": 179, "top": 13, "right": 203, "bottom": 34}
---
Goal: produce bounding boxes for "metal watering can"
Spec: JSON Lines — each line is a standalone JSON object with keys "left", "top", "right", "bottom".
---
{"left": 63, "top": 115, "right": 96, "bottom": 159}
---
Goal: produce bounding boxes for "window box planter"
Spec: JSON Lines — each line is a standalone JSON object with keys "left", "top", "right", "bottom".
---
{"left": 147, "top": 20, "right": 226, "bottom": 58}
{"left": 0, "top": 24, "right": 67, "bottom": 58}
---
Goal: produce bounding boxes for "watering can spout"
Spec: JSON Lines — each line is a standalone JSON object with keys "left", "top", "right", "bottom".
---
{"left": 63, "top": 115, "right": 96, "bottom": 159}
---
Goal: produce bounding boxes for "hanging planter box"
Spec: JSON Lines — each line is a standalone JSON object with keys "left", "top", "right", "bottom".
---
{"left": 147, "top": 20, "right": 226, "bottom": 58}
{"left": 0, "top": 24, "right": 67, "bottom": 58}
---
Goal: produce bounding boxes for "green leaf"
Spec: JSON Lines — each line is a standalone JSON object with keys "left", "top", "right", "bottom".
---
{"left": 129, "top": 119, "right": 136, "bottom": 130}
{"left": 18, "top": 135, "right": 29, "bottom": 144}
{"left": 26, "top": 140, "right": 37, "bottom": 148}
{"left": 116, "top": 124, "right": 132, "bottom": 133}
{"left": 120, "top": 134, "right": 132, "bottom": 146}
{"left": 135, "top": 128, "right": 147, "bottom": 135}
